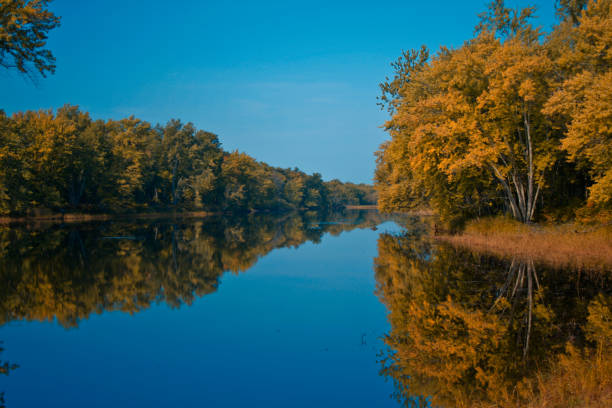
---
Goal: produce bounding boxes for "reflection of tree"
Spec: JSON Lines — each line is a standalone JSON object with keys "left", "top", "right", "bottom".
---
{"left": 375, "top": 231, "right": 611, "bottom": 408}
{"left": 492, "top": 259, "right": 542, "bottom": 359}
{"left": 0, "top": 210, "right": 393, "bottom": 328}
{"left": 0, "top": 342, "right": 17, "bottom": 408}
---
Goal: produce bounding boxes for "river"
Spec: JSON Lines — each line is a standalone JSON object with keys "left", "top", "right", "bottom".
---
{"left": 0, "top": 210, "right": 609, "bottom": 407}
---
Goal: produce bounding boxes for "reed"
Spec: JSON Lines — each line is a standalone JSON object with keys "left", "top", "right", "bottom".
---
{"left": 437, "top": 217, "right": 612, "bottom": 272}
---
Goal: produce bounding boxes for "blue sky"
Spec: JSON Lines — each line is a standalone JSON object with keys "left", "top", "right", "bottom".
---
{"left": 0, "top": 0, "right": 556, "bottom": 183}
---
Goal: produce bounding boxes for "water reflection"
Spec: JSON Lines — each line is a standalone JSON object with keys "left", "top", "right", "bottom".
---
{"left": 0, "top": 210, "right": 395, "bottom": 328}
{"left": 0, "top": 343, "right": 17, "bottom": 408}
{"left": 2, "top": 213, "right": 609, "bottom": 407}
{"left": 375, "top": 230, "right": 612, "bottom": 408}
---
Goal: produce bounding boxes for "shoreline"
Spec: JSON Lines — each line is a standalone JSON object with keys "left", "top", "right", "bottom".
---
{"left": 344, "top": 204, "right": 378, "bottom": 210}
{"left": 436, "top": 218, "right": 612, "bottom": 272}
{"left": 0, "top": 205, "right": 381, "bottom": 226}
{"left": 0, "top": 210, "right": 220, "bottom": 226}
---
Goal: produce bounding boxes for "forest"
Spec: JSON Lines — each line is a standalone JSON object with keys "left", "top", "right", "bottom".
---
{"left": 0, "top": 106, "right": 376, "bottom": 217}
{"left": 375, "top": 0, "right": 612, "bottom": 227}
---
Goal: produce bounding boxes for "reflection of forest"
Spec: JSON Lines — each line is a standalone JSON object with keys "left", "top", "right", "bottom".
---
{"left": 0, "top": 341, "right": 17, "bottom": 408}
{"left": 0, "top": 210, "right": 394, "bottom": 328}
{"left": 375, "top": 228, "right": 612, "bottom": 408}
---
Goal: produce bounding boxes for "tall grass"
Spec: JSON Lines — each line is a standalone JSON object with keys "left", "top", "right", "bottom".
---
{"left": 438, "top": 217, "right": 612, "bottom": 272}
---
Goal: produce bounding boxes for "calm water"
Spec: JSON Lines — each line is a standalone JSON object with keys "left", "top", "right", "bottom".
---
{"left": 0, "top": 210, "right": 609, "bottom": 407}
{"left": 0, "top": 210, "right": 405, "bottom": 407}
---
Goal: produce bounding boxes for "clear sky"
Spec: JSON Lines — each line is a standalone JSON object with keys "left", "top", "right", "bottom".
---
{"left": 0, "top": 0, "right": 556, "bottom": 184}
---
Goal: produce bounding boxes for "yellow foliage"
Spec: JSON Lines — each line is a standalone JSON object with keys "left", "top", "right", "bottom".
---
{"left": 375, "top": 228, "right": 611, "bottom": 408}
{"left": 377, "top": 0, "right": 612, "bottom": 225}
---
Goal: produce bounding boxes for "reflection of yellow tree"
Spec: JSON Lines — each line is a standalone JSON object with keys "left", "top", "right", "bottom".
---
{"left": 375, "top": 232, "right": 610, "bottom": 407}
{"left": 0, "top": 210, "right": 392, "bottom": 327}
{"left": 0, "top": 341, "right": 17, "bottom": 408}
{"left": 527, "top": 294, "right": 612, "bottom": 408}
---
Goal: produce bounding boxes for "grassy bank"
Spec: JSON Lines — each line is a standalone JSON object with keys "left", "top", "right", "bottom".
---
{"left": 344, "top": 204, "right": 378, "bottom": 210}
{"left": 437, "top": 217, "right": 612, "bottom": 272}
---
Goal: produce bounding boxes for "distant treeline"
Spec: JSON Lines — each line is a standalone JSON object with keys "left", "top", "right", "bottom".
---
{"left": 376, "top": 0, "right": 611, "bottom": 226}
{"left": 0, "top": 106, "right": 375, "bottom": 216}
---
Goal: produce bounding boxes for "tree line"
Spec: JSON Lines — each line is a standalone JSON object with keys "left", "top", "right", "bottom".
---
{"left": 376, "top": 0, "right": 611, "bottom": 226}
{"left": 0, "top": 106, "right": 376, "bottom": 216}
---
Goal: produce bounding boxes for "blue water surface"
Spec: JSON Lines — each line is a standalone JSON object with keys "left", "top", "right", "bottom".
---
{"left": 1, "top": 214, "right": 403, "bottom": 407}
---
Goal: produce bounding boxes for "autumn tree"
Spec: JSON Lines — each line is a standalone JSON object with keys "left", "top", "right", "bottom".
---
{"left": 158, "top": 120, "right": 223, "bottom": 207}
{"left": 0, "top": 0, "right": 60, "bottom": 78}
{"left": 103, "top": 117, "right": 161, "bottom": 208}
{"left": 377, "top": 32, "right": 556, "bottom": 224}
{"left": 375, "top": 0, "right": 608, "bottom": 225}
{"left": 0, "top": 106, "right": 103, "bottom": 211}
{"left": 555, "top": 0, "right": 589, "bottom": 24}
{"left": 0, "top": 105, "right": 371, "bottom": 215}
{"left": 544, "top": 0, "right": 612, "bottom": 215}
{"left": 0, "top": 111, "right": 22, "bottom": 214}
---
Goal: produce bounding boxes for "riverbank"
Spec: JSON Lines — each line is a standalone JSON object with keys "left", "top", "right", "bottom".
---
{"left": 0, "top": 210, "right": 220, "bottom": 226}
{"left": 0, "top": 205, "right": 379, "bottom": 226}
{"left": 437, "top": 217, "right": 612, "bottom": 272}
{"left": 344, "top": 204, "right": 378, "bottom": 210}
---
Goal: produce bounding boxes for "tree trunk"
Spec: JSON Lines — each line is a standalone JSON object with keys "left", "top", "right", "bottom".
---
{"left": 172, "top": 158, "right": 179, "bottom": 205}
{"left": 490, "top": 110, "right": 541, "bottom": 224}
{"left": 68, "top": 170, "right": 86, "bottom": 208}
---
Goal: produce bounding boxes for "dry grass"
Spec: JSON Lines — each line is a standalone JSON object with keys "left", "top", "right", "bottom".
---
{"left": 438, "top": 217, "right": 612, "bottom": 272}
{"left": 344, "top": 205, "right": 379, "bottom": 210}
{"left": 404, "top": 208, "right": 434, "bottom": 216}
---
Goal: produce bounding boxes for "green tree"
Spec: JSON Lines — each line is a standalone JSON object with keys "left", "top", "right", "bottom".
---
{"left": 160, "top": 120, "right": 222, "bottom": 207}
{"left": 103, "top": 117, "right": 161, "bottom": 208}
{"left": 220, "top": 151, "right": 259, "bottom": 211}
{"left": 0, "top": 106, "right": 368, "bottom": 215}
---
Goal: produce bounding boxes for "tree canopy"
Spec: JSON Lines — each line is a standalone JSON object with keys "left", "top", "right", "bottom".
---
{"left": 0, "top": 0, "right": 60, "bottom": 78}
{"left": 376, "top": 0, "right": 612, "bottom": 226}
{"left": 0, "top": 106, "right": 376, "bottom": 216}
